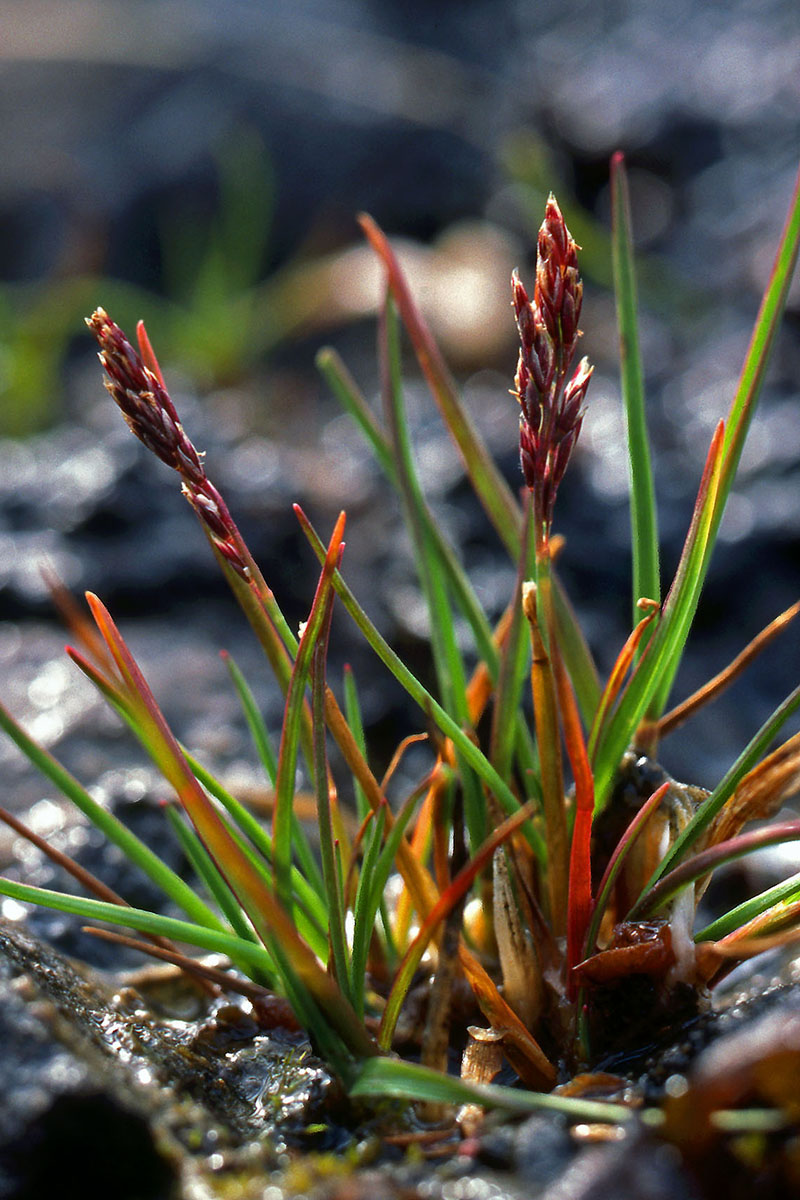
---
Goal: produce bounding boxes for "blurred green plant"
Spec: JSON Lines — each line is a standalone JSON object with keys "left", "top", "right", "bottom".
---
{"left": 1, "top": 156, "right": 800, "bottom": 1139}
{"left": 0, "top": 129, "right": 340, "bottom": 435}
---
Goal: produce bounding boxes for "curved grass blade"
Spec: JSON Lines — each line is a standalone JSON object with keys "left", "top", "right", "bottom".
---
{"left": 649, "top": 162, "right": 800, "bottom": 719}
{"left": 221, "top": 650, "right": 278, "bottom": 784}
{"left": 633, "top": 682, "right": 800, "bottom": 903}
{"left": 587, "top": 609, "right": 656, "bottom": 761}
{"left": 0, "top": 698, "right": 223, "bottom": 934}
{"left": 654, "top": 599, "right": 800, "bottom": 741}
{"left": 358, "top": 213, "right": 523, "bottom": 560}
{"left": 0, "top": 877, "right": 275, "bottom": 976}
{"left": 272, "top": 512, "right": 346, "bottom": 915}
{"left": 310, "top": 590, "right": 351, "bottom": 1002}
{"left": 351, "top": 1057, "right": 629, "bottom": 1123}
{"left": 633, "top": 820, "right": 800, "bottom": 919}
{"left": 611, "top": 152, "right": 660, "bottom": 629}
{"left": 696, "top": 870, "right": 800, "bottom": 942}
{"left": 593, "top": 420, "right": 725, "bottom": 807}
{"left": 295, "top": 507, "right": 545, "bottom": 858}
{"left": 380, "top": 292, "right": 485, "bottom": 848}
{"left": 585, "top": 782, "right": 671, "bottom": 958}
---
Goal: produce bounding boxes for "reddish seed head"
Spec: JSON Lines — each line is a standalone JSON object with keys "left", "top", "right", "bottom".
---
{"left": 511, "top": 198, "right": 591, "bottom": 530}
{"left": 87, "top": 308, "right": 250, "bottom": 580}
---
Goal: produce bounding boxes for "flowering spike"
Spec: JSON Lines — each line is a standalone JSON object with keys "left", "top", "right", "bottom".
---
{"left": 86, "top": 309, "right": 250, "bottom": 579}
{"left": 511, "top": 199, "right": 592, "bottom": 539}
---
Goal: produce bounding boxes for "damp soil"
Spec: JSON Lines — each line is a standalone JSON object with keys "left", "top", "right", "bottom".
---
{"left": 1, "top": 911, "right": 800, "bottom": 1200}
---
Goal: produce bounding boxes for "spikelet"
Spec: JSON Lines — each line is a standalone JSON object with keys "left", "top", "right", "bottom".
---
{"left": 86, "top": 309, "right": 250, "bottom": 580}
{"left": 511, "top": 196, "right": 593, "bottom": 531}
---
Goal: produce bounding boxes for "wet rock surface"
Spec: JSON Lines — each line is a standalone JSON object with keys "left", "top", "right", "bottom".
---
{"left": 1, "top": 911, "right": 800, "bottom": 1200}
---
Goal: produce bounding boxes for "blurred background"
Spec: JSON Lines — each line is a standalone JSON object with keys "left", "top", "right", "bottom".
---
{"left": 0, "top": 0, "right": 799, "bottom": 839}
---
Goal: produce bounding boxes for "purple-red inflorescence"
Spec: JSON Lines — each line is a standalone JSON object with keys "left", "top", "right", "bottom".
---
{"left": 512, "top": 196, "right": 593, "bottom": 532}
{"left": 87, "top": 309, "right": 250, "bottom": 579}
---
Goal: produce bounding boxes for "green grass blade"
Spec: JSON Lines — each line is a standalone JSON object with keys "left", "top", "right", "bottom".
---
{"left": 696, "top": 871, "right": 800, "bottom": 941}
{"left": 295, "top": 508, "right": 545, "bottom": 859}
{"left": 593, "top": 422, "right": 725, "bottom": 808}
{"left": 718, "top": 162, "right": 800, "bottom": 502}
{"left": 311, "top": 619, "right": 352, "bottom": 1004}
{"left": 631, "top": 683, "right": 800, "bottom": 906}
{"left": 358, "top": 214, "right": 523, "bottom": 560}
{"left": 316, "top": 347, "right": 396, "bottom": 482}
{"left": 0, "top": 699, "right": 225, "bottom": 934}
{"left": 649, "top": 163, "right": 800, "bottom": 719}
{"left": 164, "top": 805, "right": 260, "bottom": 947}
{"left": 380, "top": 293, "right": 486, "bottom": 847}
{"left": 272, "top": 512, "right": 346, "bottom": 915}
{"left": 184, "top": 749, "right": 327, "bottom": 929}
{"left": 221, "top": 651, "right": 278, "bottom": 784}
{"left": 349, "top": 805, "right": 386, "bottom": 1019}
{"left": 349, "top": 779, "right": 427, "bottom": 1016}
{"left": 611, "top": 152, "right": 660, "bottom": 628}
{"left": 490, "top": 498, "right": 535, "bottom": 783}
{"left": 342, "top": 664, "right": 369, "bottom": 823}
{"left": 0, "top": 877, "right": 276, "bottom": 975}
{"left": 349, "top": 1057, "right": 639, "bottom": 1124}
{"left": 317, "top": 342, "right": 567, "bottom": 771}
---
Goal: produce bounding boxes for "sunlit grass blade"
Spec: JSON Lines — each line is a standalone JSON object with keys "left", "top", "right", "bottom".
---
{"left": 349, "top": 779, "right": 428, "bottom": 1017}
{"left": 0, "top": 877, "right": 276, "bottom": 975}
{"left": 350, "top": 1056, "right": 638, "bottom": 1123}
{"left": 380, "top": 291, "right": 485, "bottom": 848}
{"left": 716, "top": 162, "right": 800, "bottom": 517}
{"left": 696, "top": 871, "right": 800, "bottom": 943}
{"left": 523, "top": 581, "right": 567, "bottom": 929}
{"left": 0, "top": 698, "right": 224, "bottom": 933}
{"left": 183, "top": 749, "right": 327, "bottom": 931}
{"left": 611, "top": 152, "right": 660, "bottom": 629}
{"left": 654, "top": 599, "right": 800, "bottom": 741}
{"left": 632, "top": 820, "right": 800, "bottom": 919}
{"left": 83, "top": 592, "right": 375, "bottom": 1056}
{"left": 593, "top": 420, "right": 725, "bottom": 807}
{"left": 648, "top": 163, "right": 800, "bottom": 721}
{"left": 295, "top": 507, "right": 545, "bottom": 858}
{"left": 634, "top": 682, "right": 800, "bottom": 899}
{"left": 587, "top": 608, "right": 657, "bottom": 761}
{"left": 163, "top": 805, "right": 261, "bottom": 950}
{"left": 272, "top": 512, "right": 346, "bottom": 915}
{"left": 310, "top": 588, "right": 352, "bottom": 1003}
{"left": 221, "top": 650, "right": 278, "bottom": 784}
{"left": 358, "top": 213, "right": 523, "bottom": 560}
